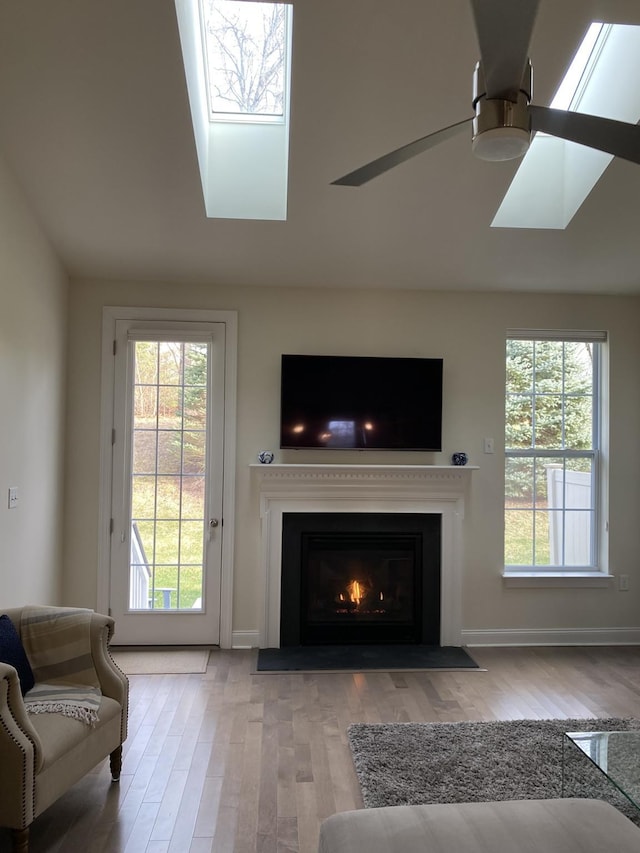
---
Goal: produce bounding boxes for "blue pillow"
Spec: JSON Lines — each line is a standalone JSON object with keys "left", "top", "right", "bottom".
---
{"left": 0, "top": 614, "right": 35, "bottom": 696}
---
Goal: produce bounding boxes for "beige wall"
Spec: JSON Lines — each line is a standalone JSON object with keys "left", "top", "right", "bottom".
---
{"left": 0, "top": 155, "right": 68, "bottom": 606}
{"left": 65, "top": 279, "right": 640, "bottom": 641}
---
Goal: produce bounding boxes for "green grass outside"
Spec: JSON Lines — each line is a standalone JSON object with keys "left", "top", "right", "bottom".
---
{"left": 504, "top": 500, "right": 551, "bottom": 565}
{"left": 131, "top": 469, "right": 206, "bottom": 610}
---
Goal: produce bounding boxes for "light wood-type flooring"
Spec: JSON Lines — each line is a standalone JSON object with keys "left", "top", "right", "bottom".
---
{"left": 4, "top": 645, "right": 640, "bottom": 853}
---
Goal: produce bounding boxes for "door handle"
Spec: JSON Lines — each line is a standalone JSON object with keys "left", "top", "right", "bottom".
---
{"left": 209, "top": 518, "right": 220, "bottom": 528}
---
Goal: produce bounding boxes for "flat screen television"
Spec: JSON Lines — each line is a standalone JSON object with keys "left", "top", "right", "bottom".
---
{"left": 280, "top": 354, "right": 443, "bottom": 450}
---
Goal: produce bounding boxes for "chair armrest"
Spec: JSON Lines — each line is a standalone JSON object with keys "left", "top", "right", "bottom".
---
{"left": 0, "top": 663, "right": 43, "bottom": 828}
{"left": 89, "top": 613, "right": 129, "bottom": 742}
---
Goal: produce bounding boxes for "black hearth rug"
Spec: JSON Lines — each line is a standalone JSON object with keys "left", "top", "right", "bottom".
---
{"left": 255, "top": 644, "right": 480, "bottom": 672}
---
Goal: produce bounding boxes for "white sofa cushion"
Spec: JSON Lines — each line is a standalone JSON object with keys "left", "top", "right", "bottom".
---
{"left": 318, "top": 799, "right": 640, "bottom": 853}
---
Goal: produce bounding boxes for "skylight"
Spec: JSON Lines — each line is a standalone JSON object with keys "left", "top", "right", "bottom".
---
{"left": 202, "top": 0, "right": 287, "bottom": 121}
{"left": 492, "top": 23, "right": 640, "bottom": 230}
{"left": 549, "top": 22, "right": 603, "bottom": 112}
{"left": 175, "top": 0, "right": 293, "bottom": 220}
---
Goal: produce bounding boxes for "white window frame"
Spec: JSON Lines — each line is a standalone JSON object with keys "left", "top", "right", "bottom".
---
{"left": 503, "top": 329, "right": 611, "bottom": 588}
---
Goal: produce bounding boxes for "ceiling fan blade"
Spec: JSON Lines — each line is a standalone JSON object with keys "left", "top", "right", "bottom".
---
{"left": 470, "top": 0, "right": 539, "bottom": 100}
{"left": 529, "top": 105, "right": 640, "bottom": 166}
{"left": 332, "top": 118, "right": 472, "bottom": 186}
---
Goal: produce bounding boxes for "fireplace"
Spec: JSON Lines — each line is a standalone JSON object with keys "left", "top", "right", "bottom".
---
{"left": 280, "top": 513, "right": 440, "bottom": 646}
{"left": 251, "top": 463, "right": 474, "bottom": 649}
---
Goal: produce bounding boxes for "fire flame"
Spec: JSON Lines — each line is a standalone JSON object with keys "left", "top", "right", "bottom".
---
{"left": 347, "top": 580, "right": 365, "bottom": 604}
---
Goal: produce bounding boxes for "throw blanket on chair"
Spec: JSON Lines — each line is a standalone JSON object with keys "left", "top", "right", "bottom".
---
{"left": 21, "top": 606, "right": 102, "bottom": 726}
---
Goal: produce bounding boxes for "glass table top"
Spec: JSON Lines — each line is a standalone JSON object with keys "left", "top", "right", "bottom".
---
{"left": 565, "top": 731, "right": 640, "bottom": 809}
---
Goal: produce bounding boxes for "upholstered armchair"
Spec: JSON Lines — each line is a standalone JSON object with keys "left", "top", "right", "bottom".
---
{"left": 0, "top": 606, "right": 128, "bottom": 853}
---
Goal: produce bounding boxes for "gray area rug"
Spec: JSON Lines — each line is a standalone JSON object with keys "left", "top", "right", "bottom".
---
{"left": 348, "top": 718, "right": 640, "bottom": 823}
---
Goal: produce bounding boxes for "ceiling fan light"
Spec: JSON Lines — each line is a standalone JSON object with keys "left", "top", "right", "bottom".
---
{"left": 472, "top": 126, "right": 531, "bottom": 161}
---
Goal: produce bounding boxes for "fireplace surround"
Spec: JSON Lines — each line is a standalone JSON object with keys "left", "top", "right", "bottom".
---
{"left": 251, "top": 464, "right": 475, "bottom": 648}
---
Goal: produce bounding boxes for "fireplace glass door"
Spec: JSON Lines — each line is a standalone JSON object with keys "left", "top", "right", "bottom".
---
{"left": 302, "top": 533, "right": 419, "bottom": 644}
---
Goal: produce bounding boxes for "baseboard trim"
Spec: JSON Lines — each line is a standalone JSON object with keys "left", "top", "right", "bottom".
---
{"left": 232, "top": 627, "right": 640, "bottom": 649}
{"left": 232, "top": 630, "right": 260, "bottom": 649}
{"left": 463, "top": 627, "right": 640, "bottom": 647}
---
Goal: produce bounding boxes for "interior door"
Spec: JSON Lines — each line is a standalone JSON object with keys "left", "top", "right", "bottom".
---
{"left": 108, "top": 320, "right": 226, "bottom": 645}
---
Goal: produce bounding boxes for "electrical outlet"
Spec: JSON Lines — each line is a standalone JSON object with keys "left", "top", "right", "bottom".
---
{"left": 8, "top": 487, "right": 18, "bottom": 509}
{"left": 483, "top": 437, "right": 494, "bottom": 454}
{"left": 619, "top": 574, "right": 629, "bottom": 591}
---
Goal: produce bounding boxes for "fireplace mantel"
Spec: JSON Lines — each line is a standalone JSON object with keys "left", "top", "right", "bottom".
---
{"left": 250, "top": 464, "right": 477, "bottom": 648}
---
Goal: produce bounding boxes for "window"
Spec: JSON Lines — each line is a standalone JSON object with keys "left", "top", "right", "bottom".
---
{"left": 174, "top": 0, "right": 293, "bottom": 219}
{"left": 129, "top": 339, "right": 209, "bottom": 611}
{"left": 492, "top": 23, "right": 640, "bottom": 230}
{"left": 202, "top": 0, "right": 288, "bottom": 121}
{"left": 504, "top": 331, "right": 606, "bottom": 572}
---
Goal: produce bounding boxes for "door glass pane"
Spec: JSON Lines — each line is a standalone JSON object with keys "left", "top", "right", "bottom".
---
{"left": 133, "top": 429, "right": 157, "bottom": 474}
{"left": 156, "top": 475, "right": 182, "bottom": 517}
{"left": 158, "top": 342, "right": 183, "bottom": 385}
{"left": 158, "top": 386, "right": 182, "bottom": 429}
{"left": 157, "top": 431, "right": 183, "bottom": 474}
{"left": 184, "top": 475, "right": 205, "bottom": 516}
{"left": 129, "top": 340, "right": 208, "bottom": 611}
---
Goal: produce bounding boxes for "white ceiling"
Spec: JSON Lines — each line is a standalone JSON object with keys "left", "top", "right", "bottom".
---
{"left": 0, "top": 0, "right": 639, "bottom": 294}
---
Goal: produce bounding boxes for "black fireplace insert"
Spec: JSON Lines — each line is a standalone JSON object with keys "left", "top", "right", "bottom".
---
{"left": 280, "top": 513, "right": 441, "bottom": 646}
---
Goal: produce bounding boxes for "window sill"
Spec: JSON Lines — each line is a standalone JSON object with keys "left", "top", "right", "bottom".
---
{"left": 502, "top": 572, "right": 613, "bottom": 588}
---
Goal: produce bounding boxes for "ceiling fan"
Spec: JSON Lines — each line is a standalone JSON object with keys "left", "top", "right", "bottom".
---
{"left": 332, "top": 0, "right": 640, "bottom": 187}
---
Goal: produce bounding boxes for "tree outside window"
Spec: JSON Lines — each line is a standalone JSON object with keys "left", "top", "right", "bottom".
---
{"left": 202, "top": 0, "right": 287, "bottom": 118}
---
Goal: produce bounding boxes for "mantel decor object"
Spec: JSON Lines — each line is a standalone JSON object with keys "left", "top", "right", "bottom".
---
{"left": 452, "top": 452, "right": 468, "bottom": 466}
{"left": 257, "top": 450, "right": 275, "bottom": 464}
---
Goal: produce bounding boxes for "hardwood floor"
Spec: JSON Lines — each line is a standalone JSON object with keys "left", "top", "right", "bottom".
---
{"left": 4, "top": 645, "right": 640, "bottom": 853}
